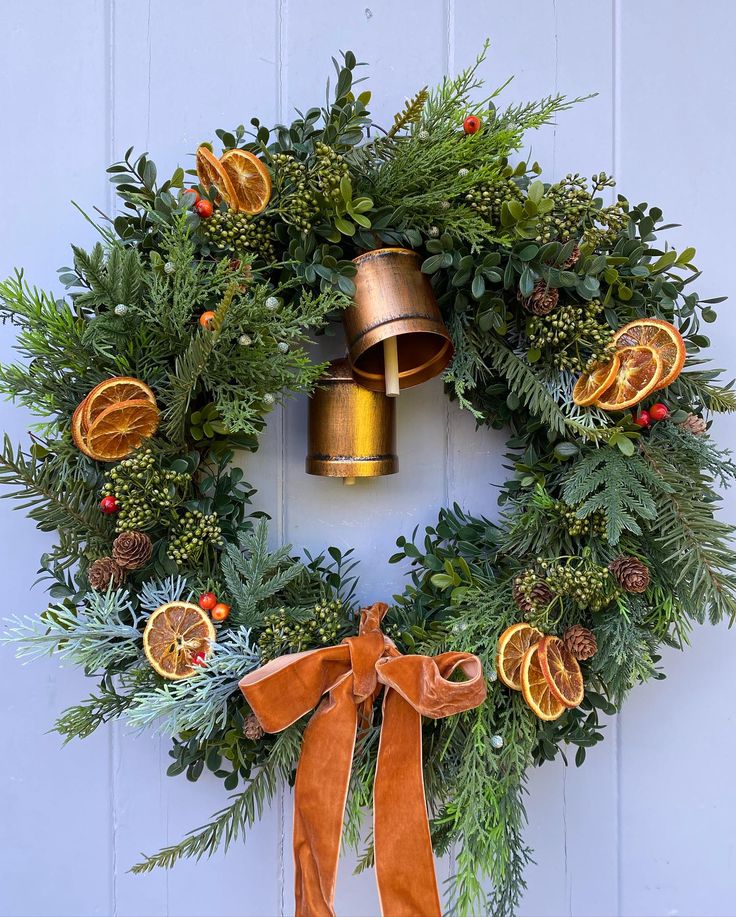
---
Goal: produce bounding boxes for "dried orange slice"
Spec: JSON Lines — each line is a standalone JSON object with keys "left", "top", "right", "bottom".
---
{"left": 594, "top": 345, "right": 663, "bottom": 411}
{"left": 71, "top": 401, "right": 95, "bottom": 458}
{"left": 83, "top": 377, "right": 157, "bottom": 428}
{"left": 86, "top": 398, "right": 160, "bottom": 461}
{"left": 497, "top": 622, "right": 543, "bottom": 690}
{"left": 196, "top": 145, "right": 238, "bottom": 208}
{"left": 612, "top": 318, "right": 685, "bottom": 390}
{"left": 220, "top": 149, "right": 272, "bottom": 214}
{"left": 520, "top": 644, "right": 566, "bottom": 721}
{"left": 537, "top": 635, "right": 584, "bottom": 708}
{"left": 572, "top": 353, "right": 621, "bottom": 406}
{"left": 143, "top": 602, "right": 216, "bottom": 680}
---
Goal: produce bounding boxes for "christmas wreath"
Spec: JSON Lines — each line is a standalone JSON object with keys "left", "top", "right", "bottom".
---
{"left": 3, "top": 45, "right": 736, "bottom": 917}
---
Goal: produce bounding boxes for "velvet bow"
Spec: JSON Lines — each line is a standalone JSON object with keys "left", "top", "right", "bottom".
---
{"left": 239, "top": 601, "right": 486, "bottom": 917}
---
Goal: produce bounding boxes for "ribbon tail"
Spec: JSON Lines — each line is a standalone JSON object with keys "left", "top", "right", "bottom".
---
{"left": 374, "top": 688, "right": 441, "bottom": 917}
{"left": 293, "top": 674, "right": 358, "bottom": 917}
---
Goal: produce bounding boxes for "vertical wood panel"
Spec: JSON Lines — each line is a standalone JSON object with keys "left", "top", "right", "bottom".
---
{"left": 0, "top": 2, "right": 114, "bottom": 916}
{"left": 110, "top": 2, "right": 282, "bottom": 914}
{"left": 617, "top": 2, "right": 736, "bottom": 915}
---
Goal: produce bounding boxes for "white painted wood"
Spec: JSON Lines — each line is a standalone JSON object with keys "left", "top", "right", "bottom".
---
{"left": 1, "top": 2, "right": 735, "bottom": 915}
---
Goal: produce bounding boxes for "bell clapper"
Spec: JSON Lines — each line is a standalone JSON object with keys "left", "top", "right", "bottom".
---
{"left": 383, "top": 336, "right": 400, "bottom": 397}
{"left": 343, "top": 476, "right": 357, "bottom": 486}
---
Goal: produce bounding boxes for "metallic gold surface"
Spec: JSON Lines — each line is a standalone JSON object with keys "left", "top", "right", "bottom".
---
{"left": 306, "top": 358, "right": 398, "bottom": 478}
{"left": 344, "top": 247, "right": 454, "bottom": 391}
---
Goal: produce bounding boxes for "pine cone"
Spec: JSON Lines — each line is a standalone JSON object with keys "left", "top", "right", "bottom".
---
{"left": 563, "top": 624, "right": 597, "bottom": 660}
{"left": 112, "top": 531, "right": 153, "bottom": 570}
{"left": 679, "top": 412, "right": 707, "bottom": 436}
{"left": 609, "top": 556, "right": 650, "bottom": 593}
{"left": 563, "top": 244, "right": 581, "bottom": 268}
{"left": 243, "top": 713, "right": 265, "bottom": 741}
{"left": 88, "top": 556, "right": 126, "bottom": 592}
{"left": 513, "top": 575, "right": 555, "bottom": 614}
{"left": 520, "top": 281, "right": 559, "bottom": 316}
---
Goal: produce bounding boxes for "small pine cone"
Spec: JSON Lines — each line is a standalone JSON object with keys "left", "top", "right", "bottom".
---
{"left": 563, "top": 244, "right": 581, "bottom": 268}
{"left": 609, "top": 556, "right": 650, "bottom": 593}
{"left": 112, "top": 531, "right": 153, "bottom": 570}
{"left": 88, "top": 556, "right": 126, "bottom": 592}
{"left": 243, "top": 713, "right": 265, "bottom": 741}
{"left": 513, "top": 576, "right": 555, "bottom": 614}
{"left": 520, "top": 282, "right": 559, "bottom": 316}
{"left": 563, "top": 624, "right": 597, "bottom": 661}
{"left": 679, "top": 412, "right": 707, "bottom": 436}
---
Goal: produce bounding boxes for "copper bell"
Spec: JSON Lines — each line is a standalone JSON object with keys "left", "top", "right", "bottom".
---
{"left": 306, "top": 358, "right": 398, "bottom": 485}
{"left": 343, "top": 247, "right": 454, "bottom": 395}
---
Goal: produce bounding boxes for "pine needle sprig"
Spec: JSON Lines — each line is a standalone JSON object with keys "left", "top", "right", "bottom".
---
{"left": 125, "top": 629, "right": 259, "bottom": 738}
{"left": 639, "top": 425, "right": 736, "bottom": 624}
{"left": 0, "top": 435, "right": 109, "bottom": 561}
{"left": 53, "top": 677, "right": 138, "bottom": 742}
{"left": 131, "top": 722, "right": 304, "bottom": 873}
{"left": 4, "top": 588, "right": 142, "bottom": 672}
{"left": 669, "top": 363, "right": 736, "bottom": 414}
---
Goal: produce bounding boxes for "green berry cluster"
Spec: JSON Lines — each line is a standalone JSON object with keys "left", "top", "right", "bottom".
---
{"left": 313, "top": 142, "right": 349, "bottom": 205}
{"left": 271, "top": 152, "right": 319, "bottom": 231}
{"left": 539, "top": 557, "right": 615, "bottom": 612}
{"left": 514, "top": 568, "right": 555, "bottom": 614}
{"left": 528, "top": 298, "right": 616, "bottom": 372}
{"left": 167, "top": 509, "right": 222, "bottom": 565}
{"left": 258, "top": 598, "right": 343, "bottom": 661}
{"left": 101, "top": 448, "right": 190, "bottom": 532}
{"left": 536, "top": 173, "right": 627, "bottom": 247}
{"left": 203, "top": 210, "right": 277, "bottom": 262}
{"left": 554, "top": 501, "right": 608, "bottom": 540}
{"left": 465, "top": 175, "right": 523, "bottom": 227}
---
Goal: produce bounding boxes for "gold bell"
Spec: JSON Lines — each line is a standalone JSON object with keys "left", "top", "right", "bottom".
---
{"left": 306, "top": 358, "right": 398, "bottom": 485}
{"left": 343, "top": 247, "right": 454, "bottom": 396}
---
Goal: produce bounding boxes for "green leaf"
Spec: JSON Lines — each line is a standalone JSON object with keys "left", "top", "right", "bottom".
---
{"left": 527, "top": 181, "right": 544, "bottom": 204}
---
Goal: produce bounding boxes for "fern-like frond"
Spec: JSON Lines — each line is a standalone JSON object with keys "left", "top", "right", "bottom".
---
{"left": 160, "top": 285, "right": 235, "bottom": 443}
{"left": 562, "top": 447, "right": 670, "bottom": 544}
{"left": 221, "top": 520, "right": 304, "bottom": 628}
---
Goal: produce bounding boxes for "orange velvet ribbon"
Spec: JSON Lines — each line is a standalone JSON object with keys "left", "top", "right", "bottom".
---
{"left": 239, "top": 602, "right": 487, "bottom": 917}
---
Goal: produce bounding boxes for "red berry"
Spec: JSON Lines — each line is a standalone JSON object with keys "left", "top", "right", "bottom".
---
{"left": 199, "top": 310, "right": 216, "bottom": 329}
{"left": 99, "top": 495, "right": 120, "bottom": 514}
{"left": 463, "top": 115, "right": 481, "bottom": 134}
{"left": 633, "top": 410, "right": 650, "bottom": 428}
{"left": 211, "top": 602, "right": 231, "bottom": 622}
{"left": 649, "top": 402, "right": 669, "bottom": 422}
{"left": 194, "top": 198, "right": 213, "bottom": 219}
{"left": 192, "top": 651, "right": 207, "bottom": 667}
{"left": 198, "top": 592, "right": 217, "bottom": 611}
{"left": 181, "top": 187, "right": 200, "bottom": 206}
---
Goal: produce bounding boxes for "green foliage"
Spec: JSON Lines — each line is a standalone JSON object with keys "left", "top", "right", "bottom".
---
{"left": 221, "top": 520, "right": 306, "bottom": 628}
{"left": 561, "top": 446, "right": 667, "bottom": 543}
{"left": 1, "top": 45, "right": 735, "bottom": 917}
{"left": 125, "top": 629, "right": 259, "bottom": 738}
{"left": 640, "top": 424, "right": 736, "bottom": 624}
{"left": 3, "top": 588, "right": 142, "bottom": 672}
